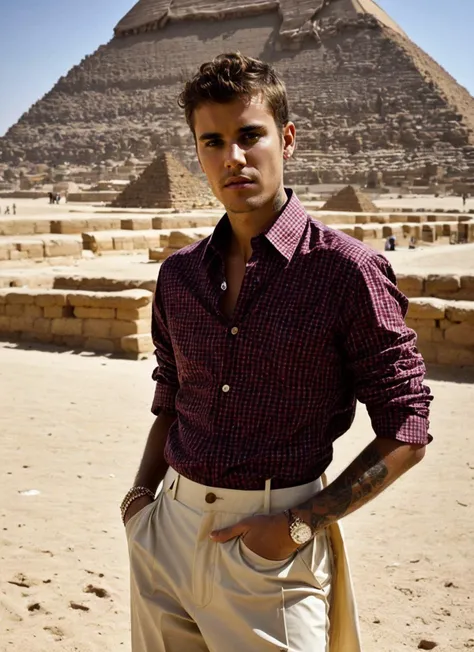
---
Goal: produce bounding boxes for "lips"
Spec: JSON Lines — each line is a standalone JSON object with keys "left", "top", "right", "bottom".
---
{"left": 224, "top": 177, "right": 254, "bottom": 188}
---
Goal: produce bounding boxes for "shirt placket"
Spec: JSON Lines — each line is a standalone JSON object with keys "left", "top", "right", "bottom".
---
{"left": 214, "top": 251, "right": 266, "bottom": 427}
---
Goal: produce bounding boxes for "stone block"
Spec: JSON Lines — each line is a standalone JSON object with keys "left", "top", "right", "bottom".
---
{"left": 412, "top": 324, "right": 435, "bottom": 342}
{"left": 149, "top": 247, "right": 167, "bottom": 261}
{"left": 116, "top": 307, "right": 151, "bottom": 321}
{"left": 421, "top": 225, "right": 435, "bottom": 243}
{"left": 0, "top": 305, "right": 4, "bottom": 316}
{"left": 110, "top": 319, "right": 149, "bottom": 338}
{"left": 82, "top": 232, "right": 114, "bottom": 253}
{"left": 51, "top": 318, "right": 83, "bottom": 337}
{"left": 16, "top": 240, "right": 44, "bottom": 258}
{"left": 35, "top": 291, "right": 69, "bottom": 307}
{"left": 67, "top": 289, "right": 152, "bottom": 310}
{"left": 5, "top": 290, "right": 36, "bottom": 305}
{"left": 396, "top": 275, "right": 424, "bottom": 296}
{"left": 44, "top": 238, "right": 82, "bottom": 258}
{"left": 407, "top": 215, "right": 427, "bottom": 223}
{"left": 131, "top": 235, "right": 147, "bottom": 249}
{"left": 59, "top": 335, "right": 85, "bottom": 349}
{"left": 390, "top": 214, "right": 408, "bottom": 223}
{"left": 0, "top": 244, "right": 11, "bottom": 261}
{"left": 44, "top": 305, "right": 72, "bottom": 319}
{"left": 460, "top": 276, "right": 474, "bottom": 299}
{"left": 407, "top": 298, "right": 446, "bottom": 320}
{"left": 437, "top": 345, "right": 474, "bottom": 367}
{"left": 83, "top": 318, "right": 113, "bottom": 338}
{"left": 444, "top": 322, "right": 474, "bottom": 346}
{"left": 416, "top": 341, "right": 438, "bottom": 364}
{"left": 51, "top": 219, "right": 88, "bottom": 234}
{"left": 406, "top": 318, "right": 437, "bottom": 330}
{"left": 74, "top": 307, "right": 115, "bottom": 320}
{"left": 24, "top": 305, "right": 43, "bottom": 319}
{"left": 445, "top": 301, "right": 474, "bottom": 325}
{"left": 84, "top": 337, "right": 115, "bottom": 353}
{"left": 33, "top": 318, "right": 52, "bottom": 334}
{"left": 10, "top": 316, "right": 34, "bottom": 332}
{"left": 0, "top": 316, "right": 11, "bottom": 331}
{"left": 431, "top": 327, "right": 445, "bottom": 343}
{"left": 6, "top": 304, "right": 24, "bottom": 317}
{"left": 0, "top": 291, "right": 7, "bottom": 305}
{"left": 121, "top": 334, "right": 154, "bottom": 354}
{"left": 425, "top": 275, "right": 461, "bottom": 296}
{"left": 86, "top": 218, "right": 121, "bottom": 231}
{"left": 121, "top": 217, "right": 153, "bottom": 230}
{"left": 112, "top": 235, "right": 134, "bottom": 251}
{"left": 353, "top": 227, "right": 365, "bottom": 241}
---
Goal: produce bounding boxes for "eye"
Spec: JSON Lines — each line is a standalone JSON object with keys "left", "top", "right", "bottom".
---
{"left": 204, "top": 139, "right": 222, "bottom": 148}
{"left": 241, "top": 133, "right": 260, "bottom": 145}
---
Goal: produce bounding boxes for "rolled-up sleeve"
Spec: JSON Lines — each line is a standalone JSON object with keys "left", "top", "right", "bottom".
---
{"left": 341, "top": 254, "right": 433, "bottom": 444}
{"left": 150, "top": 266, "right": 178, "bottom": 415}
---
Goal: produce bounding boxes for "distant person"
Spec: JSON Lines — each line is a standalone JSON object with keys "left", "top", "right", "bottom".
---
{"left": 384, "top": 235, "right": 396, "bottom": 251}
{"left": 4, "top": 206, "right": 10, "bottom": 215}
{"left": 462, "top": 192, "right": 468, "bottom": 209}
{"left": 48, "top": 192, "right": 53, "bottom": 204}
{"left": 123, "top": 53, "right": 432, "bottom": 652}
{"left": 12, "top": 203, "right": 16, "bottom": 215}
{"left": 409, "top": 236, "right": 416, "bottom": 250}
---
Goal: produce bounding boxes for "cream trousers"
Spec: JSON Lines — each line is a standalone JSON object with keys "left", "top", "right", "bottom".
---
{"left": 127, "top": 467, "right": 362, "bottom": 652}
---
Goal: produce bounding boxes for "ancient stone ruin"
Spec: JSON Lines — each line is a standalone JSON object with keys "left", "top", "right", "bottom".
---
{"left": 321, "top": 185, "right": 379, "bottom": 212}
{"left": 112, "top": 151, "right": 212, "bottom": 209}
{"left": 1, "top": 0, "right": 474, "bottom": 185}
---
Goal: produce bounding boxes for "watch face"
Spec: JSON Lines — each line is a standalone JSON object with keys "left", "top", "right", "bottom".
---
{"left": 293, "top": 522, "right": 313, "bottom": 545}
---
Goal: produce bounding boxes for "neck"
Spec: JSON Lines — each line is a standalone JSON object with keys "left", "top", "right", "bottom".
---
{"left": 226, "top": 188, "right": 287, "bottom": 263}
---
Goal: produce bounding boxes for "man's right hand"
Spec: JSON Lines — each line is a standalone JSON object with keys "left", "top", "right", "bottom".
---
{"left": 124, "top": 495, "right": 154, "bottom": 527}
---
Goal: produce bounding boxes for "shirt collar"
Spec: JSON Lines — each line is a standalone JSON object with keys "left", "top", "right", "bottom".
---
{"left": 203, "top": 188, "right": 309, "bottom": 265}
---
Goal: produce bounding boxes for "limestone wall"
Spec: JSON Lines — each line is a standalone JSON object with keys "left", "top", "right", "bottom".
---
{"left": 397, "top": 274, "right": 474, "bottom": 301}
{"left": 0, "top": 288, "right": 154, "bottom": 358}
{"left": 407, "top": 298, "right": 474, "bottom": 366}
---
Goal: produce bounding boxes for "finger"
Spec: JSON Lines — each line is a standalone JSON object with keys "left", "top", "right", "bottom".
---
{"left": 209, "top": 521, "right": 248, "bottom": 543}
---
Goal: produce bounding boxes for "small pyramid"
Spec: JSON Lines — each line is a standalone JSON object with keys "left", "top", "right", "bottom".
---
{"left": 321, "top": 185, "right": 379, "bottom": 213}
{"left": 113, "top": 151, "right": 211, "bottom": 209}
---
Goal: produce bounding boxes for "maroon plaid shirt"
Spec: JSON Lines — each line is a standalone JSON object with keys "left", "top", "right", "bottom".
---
{"left": 151, "top": 190, "right": 432, "bottom": 489}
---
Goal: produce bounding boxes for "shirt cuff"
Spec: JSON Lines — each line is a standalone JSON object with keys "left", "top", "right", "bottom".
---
{"left": 371, "top": 412, "right": 432, "bottom": 445}
{"left": 151, "top": 382, "right": 177, "bottom": 416}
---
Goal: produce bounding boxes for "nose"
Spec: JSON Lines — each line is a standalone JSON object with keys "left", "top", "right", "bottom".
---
{"left": 224, "top": 143, "right": 246, "bottom": 169}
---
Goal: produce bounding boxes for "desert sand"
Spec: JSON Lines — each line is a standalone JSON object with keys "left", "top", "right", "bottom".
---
{"left": 0, "top": 344, "right": 473, "bottom": 652}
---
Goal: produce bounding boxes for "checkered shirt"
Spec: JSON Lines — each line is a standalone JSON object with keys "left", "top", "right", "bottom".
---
{"left": 151, "top": 190, "right": 432, "bottom": 489}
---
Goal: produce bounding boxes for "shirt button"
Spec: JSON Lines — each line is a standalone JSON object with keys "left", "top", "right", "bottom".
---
{"left": 221, "top": 281, "right": 227, "bottom": 291}
{"left": 231, "top": 327, "right": 239, "bottom": 336}
{"left": 222, "top": 384, "right": 230, "bottom": 393}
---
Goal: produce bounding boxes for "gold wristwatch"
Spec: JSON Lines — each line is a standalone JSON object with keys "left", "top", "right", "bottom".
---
{"left": 284, "top": 509, "right": 314, "bottom": 545}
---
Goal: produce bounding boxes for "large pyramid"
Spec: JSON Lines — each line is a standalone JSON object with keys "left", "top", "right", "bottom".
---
{"left": 321, "top": 185, "right": 379, "bottom": 212}
{"left": 112, "top": 151, "right": 211, "bottom": 208}
{"left": 1, "top": 0, "right": 474, "bottom": 184}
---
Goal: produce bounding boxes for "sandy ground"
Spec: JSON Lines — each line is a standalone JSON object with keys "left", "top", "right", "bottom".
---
{"left": 0, "top": 344, "right": 473, "bottom": 652}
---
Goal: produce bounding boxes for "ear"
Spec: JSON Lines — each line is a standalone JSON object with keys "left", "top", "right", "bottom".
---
{"left": 283, "top": 122, "right": 296, "bottom": 160}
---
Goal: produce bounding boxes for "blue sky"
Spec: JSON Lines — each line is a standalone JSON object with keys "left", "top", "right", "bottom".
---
{"left": 0, "top": 0, "right": 473, "bottom": 137}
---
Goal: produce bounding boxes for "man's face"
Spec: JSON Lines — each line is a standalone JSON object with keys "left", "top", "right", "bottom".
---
{"left": 193, "top": 94, "right": 295, "bottom": 218}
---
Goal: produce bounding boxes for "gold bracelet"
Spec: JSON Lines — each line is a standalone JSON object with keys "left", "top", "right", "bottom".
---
{"left": 120, "top": 486, "right": 155, "bottom": 524}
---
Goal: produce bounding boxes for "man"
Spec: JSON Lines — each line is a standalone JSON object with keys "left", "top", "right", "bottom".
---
{"left": 122, "top": 53, "right": 432, "bottom": 652}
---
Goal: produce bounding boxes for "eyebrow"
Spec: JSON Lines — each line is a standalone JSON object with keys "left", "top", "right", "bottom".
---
{"left": 198, "top": 124, "right": 265, "bottom": 142}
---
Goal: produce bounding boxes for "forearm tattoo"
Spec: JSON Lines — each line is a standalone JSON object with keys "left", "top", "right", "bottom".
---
{"left": 298, "top": 446, "right": 389, "bottom": 531}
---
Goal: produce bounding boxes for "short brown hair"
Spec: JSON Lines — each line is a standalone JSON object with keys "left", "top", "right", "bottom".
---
{"left": 178, "top": 52, "right": 289, "bottom": 134}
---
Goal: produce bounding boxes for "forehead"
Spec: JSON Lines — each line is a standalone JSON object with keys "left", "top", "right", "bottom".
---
{"left": 193, "top": 95, "right": 275, "bottom": 137}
